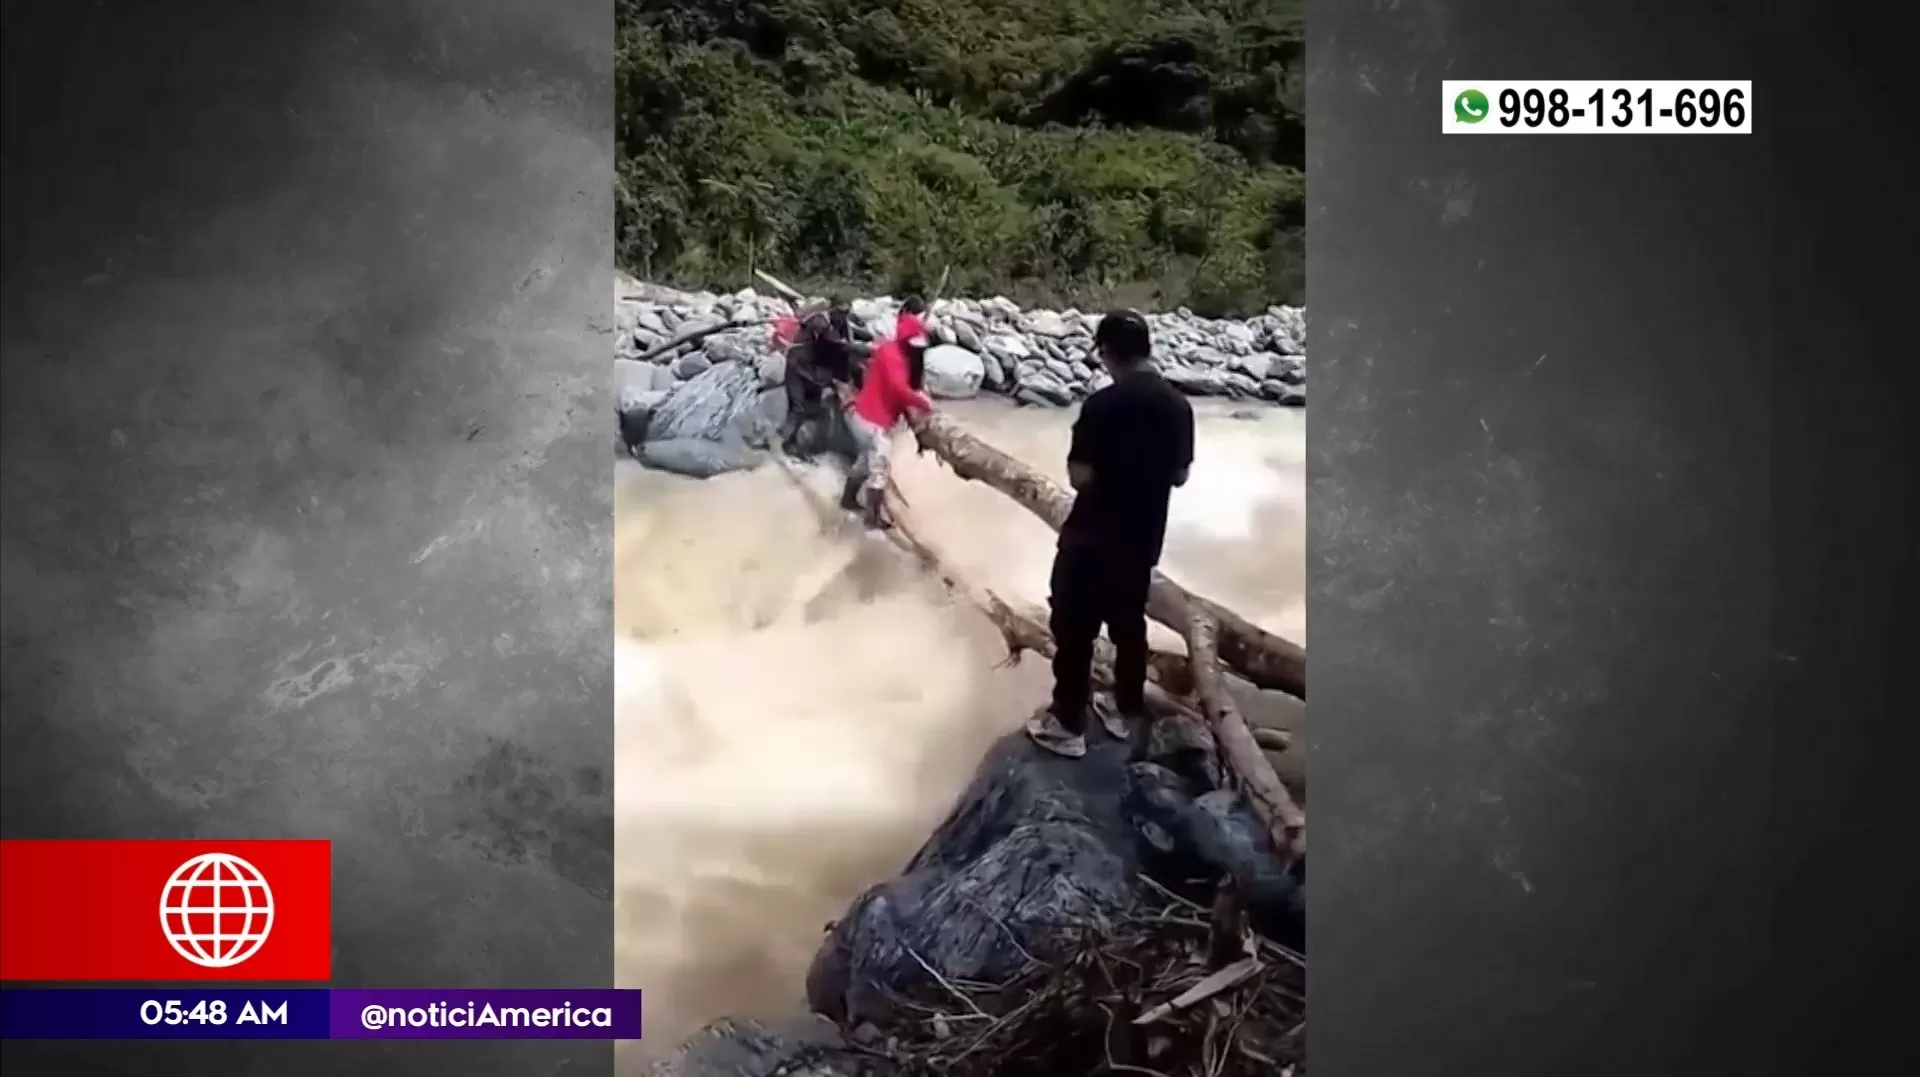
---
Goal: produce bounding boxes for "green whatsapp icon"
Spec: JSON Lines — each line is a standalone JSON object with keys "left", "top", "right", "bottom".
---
{"left": 1453, "top": 88, "right": 1490, "bottom": 124}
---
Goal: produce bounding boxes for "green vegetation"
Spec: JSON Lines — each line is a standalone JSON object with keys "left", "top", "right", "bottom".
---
{"left": 615, "top": 0, "right": 1304, "bottom": 316}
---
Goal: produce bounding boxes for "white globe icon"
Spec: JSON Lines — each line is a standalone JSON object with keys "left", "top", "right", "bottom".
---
{"left": 158, "top": 853, "right": 275, "bottom": 968}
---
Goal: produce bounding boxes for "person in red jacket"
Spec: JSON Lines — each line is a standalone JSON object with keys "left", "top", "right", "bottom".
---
{"left": 894, "top": 296, "right": 927, "bottom": 345}
{"left": 843, "top": 331, "right": 934, "bottom": 529}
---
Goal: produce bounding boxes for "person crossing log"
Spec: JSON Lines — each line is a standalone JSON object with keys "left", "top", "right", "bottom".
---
{"left": 757, "top": 297, "right": 1305, "bottom": 865}
{"left": 768, "top": 434, "right": 1305, "bottom": 865}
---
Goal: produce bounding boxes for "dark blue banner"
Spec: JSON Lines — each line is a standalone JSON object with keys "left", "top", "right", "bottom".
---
{"left": 0, "top": 988, "right": 644, "bottom": 1039}
{"left": 2, "top": 989, "right": 330, "bottom": 1039}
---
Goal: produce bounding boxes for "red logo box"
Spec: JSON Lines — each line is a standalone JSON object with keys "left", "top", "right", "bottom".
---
{"left": 0, "top": 839, "right": 332, "bottom": 982}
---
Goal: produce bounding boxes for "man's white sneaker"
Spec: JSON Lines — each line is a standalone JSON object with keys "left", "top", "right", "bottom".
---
{"left": 1025, "top": 708, "right": 1087, "bottom": 759}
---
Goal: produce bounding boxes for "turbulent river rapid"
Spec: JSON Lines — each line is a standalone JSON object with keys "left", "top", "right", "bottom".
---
{"left": 613, "top": 400, "right": 1304, "bottom": 1059}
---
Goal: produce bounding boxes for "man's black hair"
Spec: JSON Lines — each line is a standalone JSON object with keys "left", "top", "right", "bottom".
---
{"left": 1093, "top": 309, "right": 1152, "bottom": 364}
{"left": 901, "top": 295, "right": 927, "bottom": 315}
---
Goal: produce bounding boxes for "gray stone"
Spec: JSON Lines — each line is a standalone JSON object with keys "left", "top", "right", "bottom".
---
{"left": 1015, "top": 371, "right": 1075, "bottom": 407}
{"left": 615, "top": 358, "right": 656, "bottom": 411}
{"left": 806, "top": 733, "right": 1146, "bottom": 1026}
{"left": 673, "top": 351, "right": 712, "bottom": 380}
{"left": 1220, "top": 372, "right": 1261, "bottom": 398}
{"left": 976, "top": 348, "right": 1008, "bottom": 392}
{"left": 983, "top": 332, "right": 1031, "bottom": 361}
{"left": 1231, "top": 353, "right": 1274, "bottom": 382}
{"left": 805, "top": 719, "right": 1304, "bottom": 1030}
{"left": 922, "top": 344, "right": 985, "bottom": 400}
{"left": 1159, "top": 361, "right": 1229, "bottom": 396}
{"left": 647, "top": 361, "right": 764, "bottom": 443}
{"left": 637, "top": 437, "right": 762, "bottom": 479}
{"left": 745, "top": 388, "right": 789, "bottom": 446}
{"left": 703, "top": 334, "right": 753, "bottom": 366}
{"left": 756, "top": 351, "right": 785, "bottom": 388}
{"left": 1021, "top": 309, "right": 1071, "bottom": 338}
{"left": 949, "top": 317, "right": 983, "bottom": 352}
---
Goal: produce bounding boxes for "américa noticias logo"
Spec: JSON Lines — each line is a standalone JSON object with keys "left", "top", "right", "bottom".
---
{"left": 1453, "top": 88, "right": 1490, "bottom": 124}
{"left": 159, "top": 852, "right": 276, "bottom": 969}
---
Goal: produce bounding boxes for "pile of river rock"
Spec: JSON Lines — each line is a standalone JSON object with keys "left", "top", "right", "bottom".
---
{"left": 615, "top": 280, "right": 1306, "bottom": 477}
{"left": 648, "top": 714, "right": 1304, "bottom": 1077}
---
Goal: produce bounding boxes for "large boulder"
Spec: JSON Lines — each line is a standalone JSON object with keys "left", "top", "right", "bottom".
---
{"left": 673, "top": 351, "right": 713, "bottom": 380}
{"left": 660, "top": 705, "right": 1302, "bottom": 1070}
{"left": 1011, "top": 364, "right": 1076, "bottom": 408}
{"left": 648, "top": 361, "right": 765, "bottom": 443}
{"left": 637, "top": 437, "right": 763, "bottom": 479}
{"left": 746, "top": 388, "right": 788, "bottom": 449}
{"left": 921, "top": 344, "right": 985, "bottom": 400}
{"left": 804, "top": 699, "right": 1304, "bottom": 1031}
{"left": 806, "top": 729, "right": 1148, "bottom": 1026}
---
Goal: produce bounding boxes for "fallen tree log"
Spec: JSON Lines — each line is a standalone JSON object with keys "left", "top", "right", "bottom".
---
{"left": 877, "top": 486, "right": 1205, "bottom": 719}
{"left": 767, "top": 448, "right": 1200, "bottom": 705}
{"left": 636, "top": 317, "right": 767, "bottom": 363}
{"left": 883, "top": 482, "right": 1303, "bottom": 864}
{"left": 905, "top": 410, "right": 1307, "bottom": 700}
{"left": 765, "top": 434, "right": 1303, "bottom": 866}
{"left": 1186, "top": 612, "right": 1306, "bottom": 861}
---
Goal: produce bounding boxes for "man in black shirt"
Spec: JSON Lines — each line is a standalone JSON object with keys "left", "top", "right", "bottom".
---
{"left": 779, "top": 297, "right": 859, "bottom": 460}
{"left": 1027, "top": 310, "right": 1195, "bottom": 758}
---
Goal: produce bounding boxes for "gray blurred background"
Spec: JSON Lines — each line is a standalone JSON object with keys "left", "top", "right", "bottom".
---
{"left": 1, "top": 1, "right": 613, "bottom": 1072}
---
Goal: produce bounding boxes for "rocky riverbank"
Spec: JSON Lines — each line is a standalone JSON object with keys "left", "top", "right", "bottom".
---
{"left": 617, "top": 282, "right": 1307, "bottom": 406}
{"left": 645, "top": 703, "right": 1304, "bottom": 1077}
{"left": 615, "top": 281, "right": 1307, "bottom": 478}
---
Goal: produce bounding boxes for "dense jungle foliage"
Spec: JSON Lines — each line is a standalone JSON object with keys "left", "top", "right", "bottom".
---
{"left": 615, "top": 0, "right": 1304, "bottom": 315}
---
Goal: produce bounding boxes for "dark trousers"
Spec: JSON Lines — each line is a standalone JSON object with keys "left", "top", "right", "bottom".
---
{"left": 780, "top": 370, "right": 830, "bottom": 455}
{"left": 1048, "top": 541, "right": 1154, "bottom": 734}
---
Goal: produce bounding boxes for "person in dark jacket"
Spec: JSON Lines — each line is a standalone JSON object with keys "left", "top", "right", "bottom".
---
{"left": 1026, "top": 310, "right": 1195, "bottom": 759}
{"left": 778, "top": 298, "right": 858, "bottom": 459}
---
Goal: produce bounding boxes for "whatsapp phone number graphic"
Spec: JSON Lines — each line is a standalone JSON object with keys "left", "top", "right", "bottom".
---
{"left": 1444, "top": 81, "right": 1751, "bottom": 134}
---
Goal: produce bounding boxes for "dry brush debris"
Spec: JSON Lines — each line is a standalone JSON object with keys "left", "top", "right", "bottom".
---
{"left": 848, "top": 878, "right": 1305, "bottom": 1077}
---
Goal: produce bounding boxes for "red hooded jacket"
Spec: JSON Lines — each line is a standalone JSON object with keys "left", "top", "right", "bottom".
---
{"left": 853, "top": 339, "right": 932, "bottom": 429}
